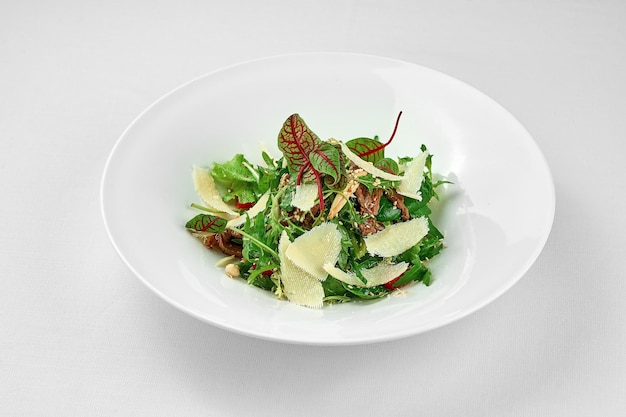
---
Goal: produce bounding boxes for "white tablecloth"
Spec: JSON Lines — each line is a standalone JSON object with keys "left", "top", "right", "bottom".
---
{"left": 2, "top": 1, "right": 625, "bottom": 415}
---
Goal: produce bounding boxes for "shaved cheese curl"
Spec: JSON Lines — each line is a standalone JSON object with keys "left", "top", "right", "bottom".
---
{"left": 364, "top": 217, "right": 429, "bottom": 257}
{"left": 278, "top": 231, "right": 324, "bottom": 308}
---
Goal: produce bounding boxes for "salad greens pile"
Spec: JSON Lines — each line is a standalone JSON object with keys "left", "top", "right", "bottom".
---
{"left": 185, "top": 112, "right": 448, "bottom": 307}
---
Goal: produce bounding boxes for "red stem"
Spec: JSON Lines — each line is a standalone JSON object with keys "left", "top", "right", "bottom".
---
{"left": 357, "top": 111, "right": 403, "bottom": 159}
{"left": 384, "top": 111, "right": 403, "bottom": 146}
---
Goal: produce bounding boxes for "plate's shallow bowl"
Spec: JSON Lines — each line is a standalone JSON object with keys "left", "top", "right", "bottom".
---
{"left": 101, "top": 53, "right": 554, "bottom": 345}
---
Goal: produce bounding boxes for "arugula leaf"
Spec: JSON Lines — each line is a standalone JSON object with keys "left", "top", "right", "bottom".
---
{"left": 376, "top": 196, "right": 402, "bottom": 222}
{"left": 391, "top": 262, "right": 428, "bottom": 287}
{"left": 278, "top": 184, "right": 295, "bottom": 211}
{"left": 405, "top": 197, "right": 432, "bottom": 218}
{"left": 261, "top": 151, "right": 276, "bottom": 168}
{"left": 241, "top": 213, "right": 276, "bottom": 263}
{"left": 248, "top": 273, "right": 275, "bottom": 291}
{"left": 322, "top": 276, "right": 349, "bottom": 297}
{"left": 211, "top": 154, "right": 261, "bottom": 204}
{"left": 403, "top": 174, "right": 437, "bottom": 217}
{"left": 355, "top": 173, "right": 396, "bottom": 192}
{"left": 348, "top": 253, "right": 385, "bottom": 285}
{"left": 418, "top": 219, "right": 445, "bottom": 260}
{"left": 212, "top": 154, "right": 257, "bottom": 183}
{"left": 343, "top": 283, "right": 391, "bottom": 300}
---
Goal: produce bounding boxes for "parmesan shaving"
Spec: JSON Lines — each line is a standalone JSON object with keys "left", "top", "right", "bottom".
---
{"left": 322, "top": 264, "right": 364, "bottom": 287}
{"left": 278, "top": 231, "right": 324, "bottom": 308}
{"left": 285, "top": 222, "right": 342, "bottom": 281}
{"left": 397, "top": 151, "right": 428, "bottom": 201}
{"left": 323, "top": 260, "right": 408, "bottom": 288}
{"left": 192, "top": 166, "right": 238, "bottom": 218}
{"left": 291, "top": 183, "right": 319, "bottom": 211}
{"left": 361, "top": 260, "right": 409, "bottom": 286}
{"left": 364, "top": 217, "right": 429, "bottom": 257}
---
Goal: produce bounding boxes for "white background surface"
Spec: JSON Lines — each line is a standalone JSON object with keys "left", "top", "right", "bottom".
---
{"left": 1, "top": 1, "right": 625, "bottom": 415}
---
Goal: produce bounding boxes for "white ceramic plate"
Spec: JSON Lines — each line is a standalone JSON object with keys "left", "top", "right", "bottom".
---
{"left": 101, "top": 53, "right": 554, "bottom": 345}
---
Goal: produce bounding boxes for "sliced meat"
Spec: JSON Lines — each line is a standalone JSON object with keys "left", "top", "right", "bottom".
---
{"left": 358, "top": 216, "right": 384, "bottom": 236}
{"left": 201, "top": 229, "right": 243, "bottom": 258}
{"left": 355, "top": 185, "right": 385, "bottom": 236}
{"left": 355, "top": 185, "right": 384, "bottom": 216}
{"left": 385, "top": 189, "right": 410, "bottom": 221}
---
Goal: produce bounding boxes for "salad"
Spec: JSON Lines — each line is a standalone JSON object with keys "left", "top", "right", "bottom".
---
{"left": 185, "top": 112, "right": 448, "bottom": 308}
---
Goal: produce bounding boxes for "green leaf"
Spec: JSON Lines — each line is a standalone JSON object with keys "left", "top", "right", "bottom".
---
{"left": 309, "top": 142, "right": 344, "bottom": 186}
{"left": 278, "top": 184, "right": 295, "bottom": 210}
{"left": 418, "top": 219, "right": 445, "bottom": 260}
{"left": 211, "top": 154, "right": 262, "bottom": 204}
{"left": 396, "top": 244, "right": 421, "bottom": 265}
{"left": 422, "top": 269, "right": 432, "bottom": 286}
{"left": 261, "top": 151, "right": 276, "bottom": 168}
{"left": 343, "top": 283, "right": 391, "bottom": 300}
{"left": 405, "top": 197, "right": 432, "bottom": 218}
{"left": 392, "top": 263, "right": 428, "bottom": 287}
{"left": 322, "top": 276, "right": 349, "bottom": 297}
{"left": 334, "top": 219, "right": 365, "bottom": 270}
{"left": 229, "top": 186, "right": 258, "bottom": 205}
{"left": 242, "top": 213, "right": 267, "bottom": 261}
{"left": 350, "top": 254, "right": 383, "bottom": 285}
{"left": 376, "top": 196, "right": 402, "bottom": 222}
{"left": 211, "top": 154, "right": 257, "bottom": 183}
{"left": 403, "top": 175, "right": 437, "bottom": 217}
{"left": 248, "top": 273, "right": 275, "bottom": 291}
{"left": 185, "top": 214, "right": 227, "bottom": 233}
{"left": 355, "top": 173, "right": 396, "bottom": 193}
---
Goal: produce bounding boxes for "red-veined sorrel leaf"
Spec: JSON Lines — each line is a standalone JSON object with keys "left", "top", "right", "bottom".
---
{"left": 277, "top": 114, "right": 322, "bottom": 183}
{"left": 185, "top": 214, "right": 227, "bottom": 233}
{"left": 346, "top": 137, "right": 385, "bottom": 164}
{"left": 309, "top": 143, "right": 344, "bottom": 186}
{"left": 346, "top": 111, "right": 403, "bottom": 163}
{"left": 277, "top": 114, "right": 328, "bottom": 210}
{"left": 375, "top": 157, "right": 399, "bottom": 175}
